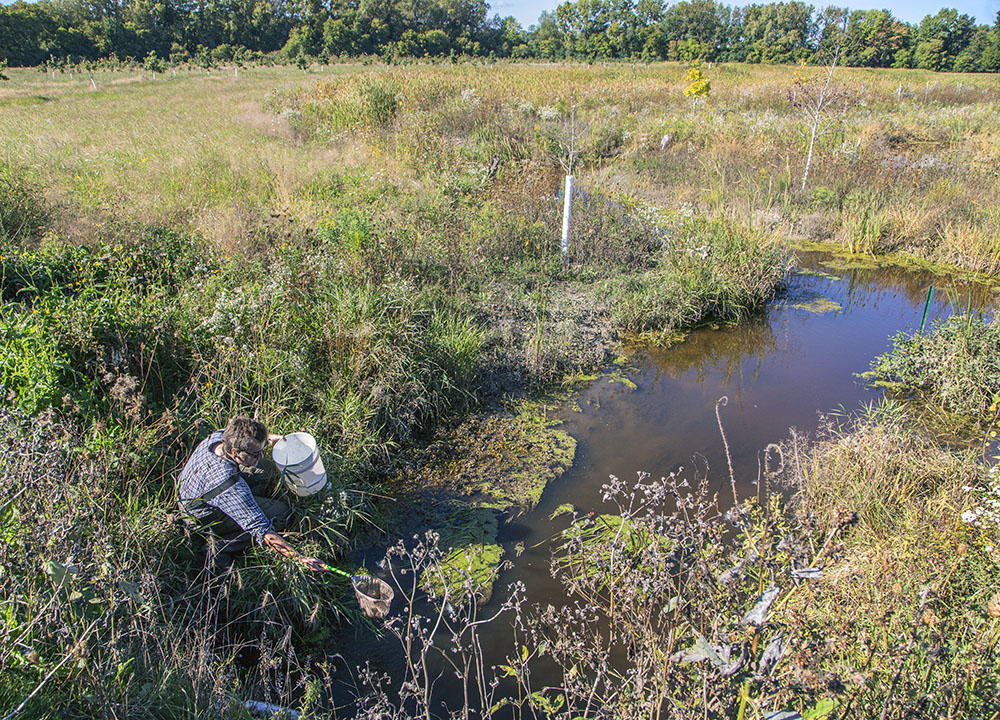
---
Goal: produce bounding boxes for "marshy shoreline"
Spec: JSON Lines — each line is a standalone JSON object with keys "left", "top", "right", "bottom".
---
{"left": 2, "top": 61, "right": 999, "bottom": 718}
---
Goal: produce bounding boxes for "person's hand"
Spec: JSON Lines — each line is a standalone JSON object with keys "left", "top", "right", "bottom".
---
{"left": 266, "top": 433, "right": 284, "bottom": 445}
{"left": 298, "top": 556, "right": 326, "bottom": 572}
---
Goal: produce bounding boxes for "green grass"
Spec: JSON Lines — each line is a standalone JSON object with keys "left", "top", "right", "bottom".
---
{"left": 868, "top": 313, "right": 1000, "bottom": 417}
{"left": 1, "top": 60, "right": 998, "bottom": 717}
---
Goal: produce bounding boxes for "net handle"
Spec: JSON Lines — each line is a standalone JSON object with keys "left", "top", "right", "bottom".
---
{"left": 319, "top": 562, "right": 353, "bottom": 580}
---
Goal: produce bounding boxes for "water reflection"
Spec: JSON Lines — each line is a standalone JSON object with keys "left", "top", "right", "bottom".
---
{"left": 489, "top": 252, "right": 996, "bottom": 645}
{"left": 343, "top": 253, "right": 997, "bottom": 714}
{"left": 635, "top": 314, "right": 778, "bottom": 392}
{"left": 804, "top": 251, "right": 996, "bottom": 316}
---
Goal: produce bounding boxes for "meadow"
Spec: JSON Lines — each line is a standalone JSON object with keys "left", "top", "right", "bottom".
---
{"left": 1, "top": 60, "right": 999, "bottom": 718}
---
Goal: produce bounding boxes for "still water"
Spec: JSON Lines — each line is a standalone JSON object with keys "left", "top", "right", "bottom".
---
{"left": 342, "top": 252, "right": 993, "bottom": 711}
{"left": 480, "top": 252, "right": 990, "bottom": 673}
{"left": 506, "top": 253, "right": 975, "bottom": 548}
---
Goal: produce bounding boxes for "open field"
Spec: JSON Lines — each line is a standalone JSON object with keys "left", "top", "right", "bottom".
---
{"left": 2, "top": 61, "right": 999, "bottom": 717}
{"left": 3, "top": 62, "right": 999, "bottom": 272}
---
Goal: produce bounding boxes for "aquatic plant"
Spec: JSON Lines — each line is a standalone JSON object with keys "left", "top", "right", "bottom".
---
{"left": 868, "top": 314, "right": 1000, "bottom": 417}
{"left": 353, "top": 410, "right": 998, "bottom": 718}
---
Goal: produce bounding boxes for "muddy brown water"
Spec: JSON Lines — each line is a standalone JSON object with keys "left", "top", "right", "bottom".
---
{"left": 496, "top": 253, "right": 993, "bottom": 581}
{"left": 337, "top": 251, "right": 994, "bottom": 711}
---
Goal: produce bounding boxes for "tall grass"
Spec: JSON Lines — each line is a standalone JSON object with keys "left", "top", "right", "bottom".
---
{"left": 0, "top": 162, "right": 48, "bottom": 244}
{"left": 605, "top": 215, "right": 790, "bottom": 333}
{"left": 3, "top": 62, "right": 997, "bottom": 272}
{"left": 2, "top": 60, "right": 997, "bottom": 716}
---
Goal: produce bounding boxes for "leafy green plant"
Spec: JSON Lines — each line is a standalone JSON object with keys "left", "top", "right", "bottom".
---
{"left": 868, "top": 314, "right": 1000, "bottom": 417}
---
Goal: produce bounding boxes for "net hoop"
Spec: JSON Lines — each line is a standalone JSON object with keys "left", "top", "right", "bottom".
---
{"left": 352, "top": 575, "right": 394, "bottom": 619}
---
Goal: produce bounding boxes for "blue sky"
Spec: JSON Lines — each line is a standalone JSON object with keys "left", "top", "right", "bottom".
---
{"left": 493, "top": 0, "right": 998, "bottom": 29}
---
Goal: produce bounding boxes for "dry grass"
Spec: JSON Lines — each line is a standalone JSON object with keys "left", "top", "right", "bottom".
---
{"left": 3, "top": 62, "right": 999, "bottom": 273}
{"left": 782, "top": 416, "right": 999, "bottom": 716}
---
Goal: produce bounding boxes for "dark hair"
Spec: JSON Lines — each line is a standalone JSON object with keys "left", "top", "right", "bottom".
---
{"left": 222, "top": 416, "right": 266, "bottom": 453}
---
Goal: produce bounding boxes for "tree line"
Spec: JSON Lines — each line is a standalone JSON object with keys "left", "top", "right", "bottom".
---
{"left": 2, "top": 0, "right": 998, "bottom": 72}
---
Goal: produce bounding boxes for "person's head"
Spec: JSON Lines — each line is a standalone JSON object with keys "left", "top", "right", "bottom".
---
{"left": 222, "top": 416, "right": 267, "bottom": 466}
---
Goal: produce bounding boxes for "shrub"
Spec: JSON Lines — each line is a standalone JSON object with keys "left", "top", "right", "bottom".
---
{"left": 1, "top": 230, "right": 201, "bottom": 418}
{"left": 869, "top": 314, "right": 1000, "bottom": 417}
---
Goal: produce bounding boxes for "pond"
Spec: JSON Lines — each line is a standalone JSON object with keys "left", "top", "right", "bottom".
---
{"left": 498, "top": 253, "right": 986, "bottom": 586}
{"left": 337, "top": 251, "right": 993, "bottom": 713}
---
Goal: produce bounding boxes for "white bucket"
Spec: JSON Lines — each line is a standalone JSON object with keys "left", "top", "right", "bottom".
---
{"left": 272, "top": 432, "right": 327, "bottom": 497}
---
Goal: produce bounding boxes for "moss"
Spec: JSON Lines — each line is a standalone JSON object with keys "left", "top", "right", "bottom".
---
{"left": 427, "top": 543, "right": 505, "bottom": 603}
{"left": 793, "top": 268, "right": 841, "bottom": 281}
{"left": 387, "top": 400, "right": 576, "bottom": 598}
{"left": 437, "top": 503, "right": 499, "bottom": 548}
{"left": 400, "top": 399, "right": 576, "bottom": 513}
{"left": 620, "top": 328, "right": 689, "bottom": 348}
{"left": 606, "top": 369, "right": 638, "bottom": 390}
{"left": 821, "top": 257, "right": 882, "bottom": 272}
{"left": 550, "top": 503, "right": 576, "bottom": 519}
{"left": 796, "top": 239, "right": 1000, "bottom": 288}
{"left": 413, "top": 504, "right": 505, "bottom": 601}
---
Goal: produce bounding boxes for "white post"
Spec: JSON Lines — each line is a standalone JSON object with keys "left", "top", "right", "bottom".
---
{"left": 561, "top": 174, "right": 573, "bottom": 262}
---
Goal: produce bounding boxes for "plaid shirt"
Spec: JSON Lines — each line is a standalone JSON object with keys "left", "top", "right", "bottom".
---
{"left": 177, "top": 429, "right": 274, "bottom": 544}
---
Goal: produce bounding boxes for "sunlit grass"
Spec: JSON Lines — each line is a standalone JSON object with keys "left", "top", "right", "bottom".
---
{"left": 3, "top": 62, "right": 998, "bottom": 272}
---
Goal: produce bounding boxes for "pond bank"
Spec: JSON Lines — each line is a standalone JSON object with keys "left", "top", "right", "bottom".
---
{"left": 322, "top": 246, "right": 1000, "bottom": 718}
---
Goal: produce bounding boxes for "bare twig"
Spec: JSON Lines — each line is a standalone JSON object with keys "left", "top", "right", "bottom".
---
{"left": 788, "top": 19, "right": 852, "bottom": 192}
{"left": 716, "top": 396, "right": 738, "bottom": 507}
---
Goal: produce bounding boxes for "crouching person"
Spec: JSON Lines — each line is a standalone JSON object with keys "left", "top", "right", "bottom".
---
{"left": 178, "top": 415, "right": 325, "bottom": 573}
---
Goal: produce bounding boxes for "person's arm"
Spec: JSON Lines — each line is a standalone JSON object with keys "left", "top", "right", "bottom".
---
{"left": 263, "top": 531, "right": 326, "bottom": 571}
